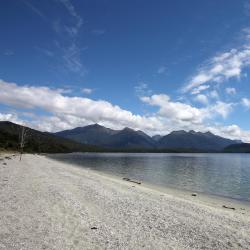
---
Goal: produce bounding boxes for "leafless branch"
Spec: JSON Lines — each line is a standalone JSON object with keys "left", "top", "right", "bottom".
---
{"left": 19, "top": 126, "right": 29, "bottom": 161}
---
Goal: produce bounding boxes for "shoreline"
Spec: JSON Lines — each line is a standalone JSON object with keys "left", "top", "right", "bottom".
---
{"left": 48, "top": 153, "right": 250, "bottom": 211}
{"left": 1, "top": 153, "right": 250, "bottom": 249}
{"left": 99, "top": 171, "right": 250, "bottom": 211}
{"left": 59, "top": 158, "right": 250, "bottom": 215}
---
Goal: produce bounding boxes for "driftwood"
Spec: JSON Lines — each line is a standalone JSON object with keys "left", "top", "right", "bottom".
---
{"left": 222, "top": 205, "right": 235, "bottom": 210}
{"left": 122, "top": 177, "right": 141, "bottom": 185}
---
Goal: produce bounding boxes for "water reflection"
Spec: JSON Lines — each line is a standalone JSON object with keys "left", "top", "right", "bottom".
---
{"left": 50, "top": 153, "right": 250, "bottom": 201}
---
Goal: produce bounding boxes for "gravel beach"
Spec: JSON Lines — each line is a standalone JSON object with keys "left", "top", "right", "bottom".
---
{"left": 0, "top": 154, "right": 250, "bottom": 250}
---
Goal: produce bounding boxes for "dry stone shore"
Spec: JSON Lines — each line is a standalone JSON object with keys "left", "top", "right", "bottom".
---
{"left": 0, "top": 154, "right": 250, "bottom": 249}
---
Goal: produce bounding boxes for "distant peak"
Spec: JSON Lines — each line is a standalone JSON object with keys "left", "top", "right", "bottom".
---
{"left": 170, "top": 130, "right": 187, "bottom": 135}
{"left": 189, "top": 130, "right": 196, "bottom": 134}
{"left": 204, "top": 131, "right": 213, "bottom": 135}
{"left": 122, "top": 127, "right": 135, "bottom": 132}
{"left": 87, "top": 123, "right": 104, "bottom": 129}
{"left": 92, "top": 123, "right": 101, "bottom": 127}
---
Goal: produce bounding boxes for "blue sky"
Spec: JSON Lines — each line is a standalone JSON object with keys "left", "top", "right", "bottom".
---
{"left": 1, "top": 0, "right": 250, "bottom": 141}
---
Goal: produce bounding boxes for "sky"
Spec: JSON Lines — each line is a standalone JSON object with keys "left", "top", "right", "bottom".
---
{"left": 1, "top": 0, "right": 250, "bottom": 141}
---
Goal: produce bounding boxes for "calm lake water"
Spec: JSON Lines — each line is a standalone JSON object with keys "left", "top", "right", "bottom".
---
{"left": 51, "top": 153, "right": 250, "bottom": 202}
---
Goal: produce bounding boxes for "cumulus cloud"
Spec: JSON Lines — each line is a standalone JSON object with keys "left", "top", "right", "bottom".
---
{"left": 0, "top": 79, "right": 162, "bottom": 132}
{"left": 140, "top": 94, "right": 248, "bottom": 140}
{"left": 194, "top": 94, "right": 209, "bottom": 105}
{"left": 208, "top": 124, "right": 250, "bottom": 143}
{"left": 1, "top": 79, "right": 249, "bottom": 141}
{"left": 141, "top": 94, "right": 205, "bottom": 124}
{"left": 141, "top": 94, "right": 233, "bottom": 124}
{"left": 242, "top": 97, "right": 250, "bottom": 108}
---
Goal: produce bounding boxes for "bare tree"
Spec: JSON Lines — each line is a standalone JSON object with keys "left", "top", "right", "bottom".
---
{"left": 19, "top": 126, "right": 29, "bottom": 161}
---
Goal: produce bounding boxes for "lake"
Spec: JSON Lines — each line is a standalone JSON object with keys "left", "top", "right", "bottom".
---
{"left": 51, "top": 153, "right": 250, "bottom": 202}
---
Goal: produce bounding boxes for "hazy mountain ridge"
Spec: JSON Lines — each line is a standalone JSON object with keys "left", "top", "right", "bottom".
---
{"left": 56, "top": 125, "right": 157, "bottom": 149}
{"left": 158, "top": 130, "right": 240, "bottom": 151}
{"left": 55, "top": 124, "right": 241, "bottom": 151}
{"left": 1, "top": 121, "right": 245, "bottom": 153}
{"left": 55, "top": 124, "right": 118, "bottom": 146}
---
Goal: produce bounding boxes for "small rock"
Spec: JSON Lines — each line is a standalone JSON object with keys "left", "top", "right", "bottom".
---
{"left": 222, "top": 205, "right": 235, "bottom": 210}
{"left": 91, "top": 227, "right": 98, "bottom": 230}
{"left": 3, "top": 163, "right": 7, "bottom": 166}
{"left": 191, "top": 193, "right": 197, "bottom": 197}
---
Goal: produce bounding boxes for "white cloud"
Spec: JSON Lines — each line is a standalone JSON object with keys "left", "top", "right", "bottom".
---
{"left": 22, "top": 0, "right": 48, "bottom": 22}
{"left": 81, "top": 88, "right": 93, "bottom": 94}
{"left": 141, "top": 94, "right": 205, "bottom": 124}
{"left": 194, "top": 94, "right": 209, "bottom": 105}
{"left": 208, "top": 124, "right": 250, "bottom": 143}
{"left": 141, "top": 94, "right": 233, "bottom": 124}
{"left": 0, "top": 79, "right": 162, "bottom": 132}
{"left": 0, "top": 112, "right": 24, "bottom": 125}
{"left": 52, "top": 0, "right": 85, "bottom": 75}
{"left": 52, "top": 19, "right": 62, "bottom": 34}
{"left": 191, "top": 85, "right": 210, "bottom": 95}
{"left": 59, "top": 42, "right": 86, "bottom": 75}
{"left": 36, "top": 47, "right": 54, "bottom": 57}
{"left": 58, "top": 0, "right": 83, "bottom": 31}
{"left": 1, "top": 79, "right": 249, "bottom": 141}
{"left": 242, "top": 98, "right": 250, "bottom": 108}
{"left": 135, "top": 82, "right": 152, "bottom": 96}
{"left": 209, "top": 90, "right": 219, "bottom": 99}
{"left": 244, "top": 1, "right": 250, "bottom": 17}
{"left": 208, "top": 101, "right": 233, "bottom": 119}
{"left": 157, "top": 66, "right": 167, "bottom": 74}
{"left": 183, "top": 30, "right": 250, "bottom": 92}
{"left": 226, "top": 87, "right": 236, "bottom": 95}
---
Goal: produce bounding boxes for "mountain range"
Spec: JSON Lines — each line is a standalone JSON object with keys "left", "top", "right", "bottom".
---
{"left": 0, "top": 121, "right": 101, "bottom": 153}
{"left": 55, "top": 124, "right": 241, "bottom": 151}
{"left": 1, "top": 121, "right": 248, "bottom": 153}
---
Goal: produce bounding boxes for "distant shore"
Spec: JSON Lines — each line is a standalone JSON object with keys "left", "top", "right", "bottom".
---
{"left": 0, "top": 153, "right": 250, "bottom": 249}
